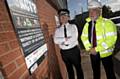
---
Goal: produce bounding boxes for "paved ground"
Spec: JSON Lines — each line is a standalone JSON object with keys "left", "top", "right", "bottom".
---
{"left": 66, "top": 50, "right": 120, "bottom": 79}
{"left": 81, "top": 55, "right": 106, "bottom": 79}
{"left": 79, "top": 51, "right": 120, "bottom": 79}
{"left": 114, "top": 51, "right": 120, "bottom": 79}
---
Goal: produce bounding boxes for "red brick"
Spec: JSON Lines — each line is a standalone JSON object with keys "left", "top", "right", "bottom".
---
{"left": 7, "top": 32, "right": 17, "bottom": 41}
{"left": 16, "top": 56, "right": 25, "bottom": 66}
{"left": 2, "top": 23, "right": 13, "bottom": 32}
{"left": 7, "top": 64, "right": 27, "bottom": 79}
{"left": 20, "top": 71, "right": 30, "bottom": 79}
{"left": 4, "top": 62, "right": 17, "bottom": 76}
{"left": 0, "top": 32, "right": 17, "bottom": 43}
{"left": 0, "top": 7, "right": 10, "bottom": 22}
{"left": 0, "top": 23, "right": 4, "bottom": 32}
{"left": 0, "top": 48, "right": 22, "bottom": 65}
{"left": 40, "top": 62, "right": 48, "bottom": 78}
{"left": 0, "top": 11, "right": 7, "bottom": 22}
{"left": 0, "top": 32, "right": 9, "bottom": 42}
{"left": 0, "top": 43, "right": 10, "bottom": 56}
{"left": 0, "top": 1, "right": 4, "bottom": 10}
{"left": 0, "top": 12, "right": 3, "bottom": 21}
{"left": 9, "top": 40, "right": 19, "bottom": 49}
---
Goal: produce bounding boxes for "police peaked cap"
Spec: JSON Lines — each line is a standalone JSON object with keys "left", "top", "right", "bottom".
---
{"left": 58, "top": 9, "right": 70, "bottom": 16}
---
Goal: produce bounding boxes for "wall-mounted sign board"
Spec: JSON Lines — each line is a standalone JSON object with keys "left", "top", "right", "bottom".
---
{"left": 6, "top": 0, "right": 47, "bottom": 74}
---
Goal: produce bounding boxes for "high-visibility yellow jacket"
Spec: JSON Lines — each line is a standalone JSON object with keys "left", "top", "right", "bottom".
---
{"left": 81, "top": 16, "right": 117, "bottom": 58}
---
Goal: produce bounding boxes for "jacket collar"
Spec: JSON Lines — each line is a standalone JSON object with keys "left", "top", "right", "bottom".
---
{"left": 86, "top": 15, "right": 103, "bottom": 23}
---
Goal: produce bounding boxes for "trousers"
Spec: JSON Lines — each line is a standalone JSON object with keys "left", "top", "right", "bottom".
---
{"left": 60, "top": 46, "right": 84, "bottom": 79}
{"left": 90, "top": 53, "right": 116, "bottom": 79}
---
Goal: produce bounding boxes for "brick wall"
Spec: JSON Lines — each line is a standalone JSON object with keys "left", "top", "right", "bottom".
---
{"left": 36, "top": 0, "right": 66, "bottom": 79}
{"left": 0, "top": 0, "right": 29, "bottom": 79}
{"left": 0, "top": 0, "right": 67, "bottom": 79}
{"left": 0, "top": 0, "right": 30, "bottom": 78}
{"left": 36, "top": 0, "right": 57, "bottom": 35}
{"left": 37, "top": 0, "right": 67, "bottom": 79}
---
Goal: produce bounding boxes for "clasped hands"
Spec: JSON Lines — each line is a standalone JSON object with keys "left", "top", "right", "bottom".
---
{"left": 61, "top": 37, "right": 71, "bottom": 46}
{"left": 88, "top": 47, "right": 97, "bottom": 55}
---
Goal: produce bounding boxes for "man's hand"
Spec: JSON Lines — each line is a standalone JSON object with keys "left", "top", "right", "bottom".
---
{"left": 61, "top": 37, "right": 69, "bottom": 46}
{"left": 65, "top": 38, "right": 68, "bottom": 41}
{"left": 61, "top": 41, "right": 65, "bottom": 45}
{"left": 61, "top": 37, "right": 71, "bottom": 46}
{"left": 65, "top": 36, "right": 71, "bottom": 41}
{"left": 89, "top": 48, "right": 97, "bottom": 55}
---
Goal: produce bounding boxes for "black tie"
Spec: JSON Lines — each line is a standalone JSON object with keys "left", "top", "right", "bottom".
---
{"left": 64, "top": 25, "right": 67, "bottom": 38}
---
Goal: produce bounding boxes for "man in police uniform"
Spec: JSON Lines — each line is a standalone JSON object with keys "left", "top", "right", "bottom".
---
{"left": 81, "top": 1, "right": 117, "bottom": 79}
{"left": 54, "top": 9, "right": 84, "bottom": 79}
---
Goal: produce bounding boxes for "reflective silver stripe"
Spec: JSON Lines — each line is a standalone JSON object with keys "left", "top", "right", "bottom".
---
{"left": 97, "top": 36, "right": 102, "bottom": 40}
{"left": 100, "top": 48, "right": 113, "bottom": 54}
{"left": 102, "top": 42, "right": 108, "bottom": 49}
{"left": 106, "top": 32, "right": 117, "bottom": 36}
{"left": 84, "top": 40, "right": 90, "bottom": 45}
{"left": 96, "top": 32, "right": 116, "bottom": 40}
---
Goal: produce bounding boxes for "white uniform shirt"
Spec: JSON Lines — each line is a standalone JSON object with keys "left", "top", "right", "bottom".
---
{"left": 54, "top": 23, "right": 78, "bottom": 50}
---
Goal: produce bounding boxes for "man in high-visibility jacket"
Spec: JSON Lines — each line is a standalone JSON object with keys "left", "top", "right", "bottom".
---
{"left": 81, "top": 1, "right": 117, "bottom": 79}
